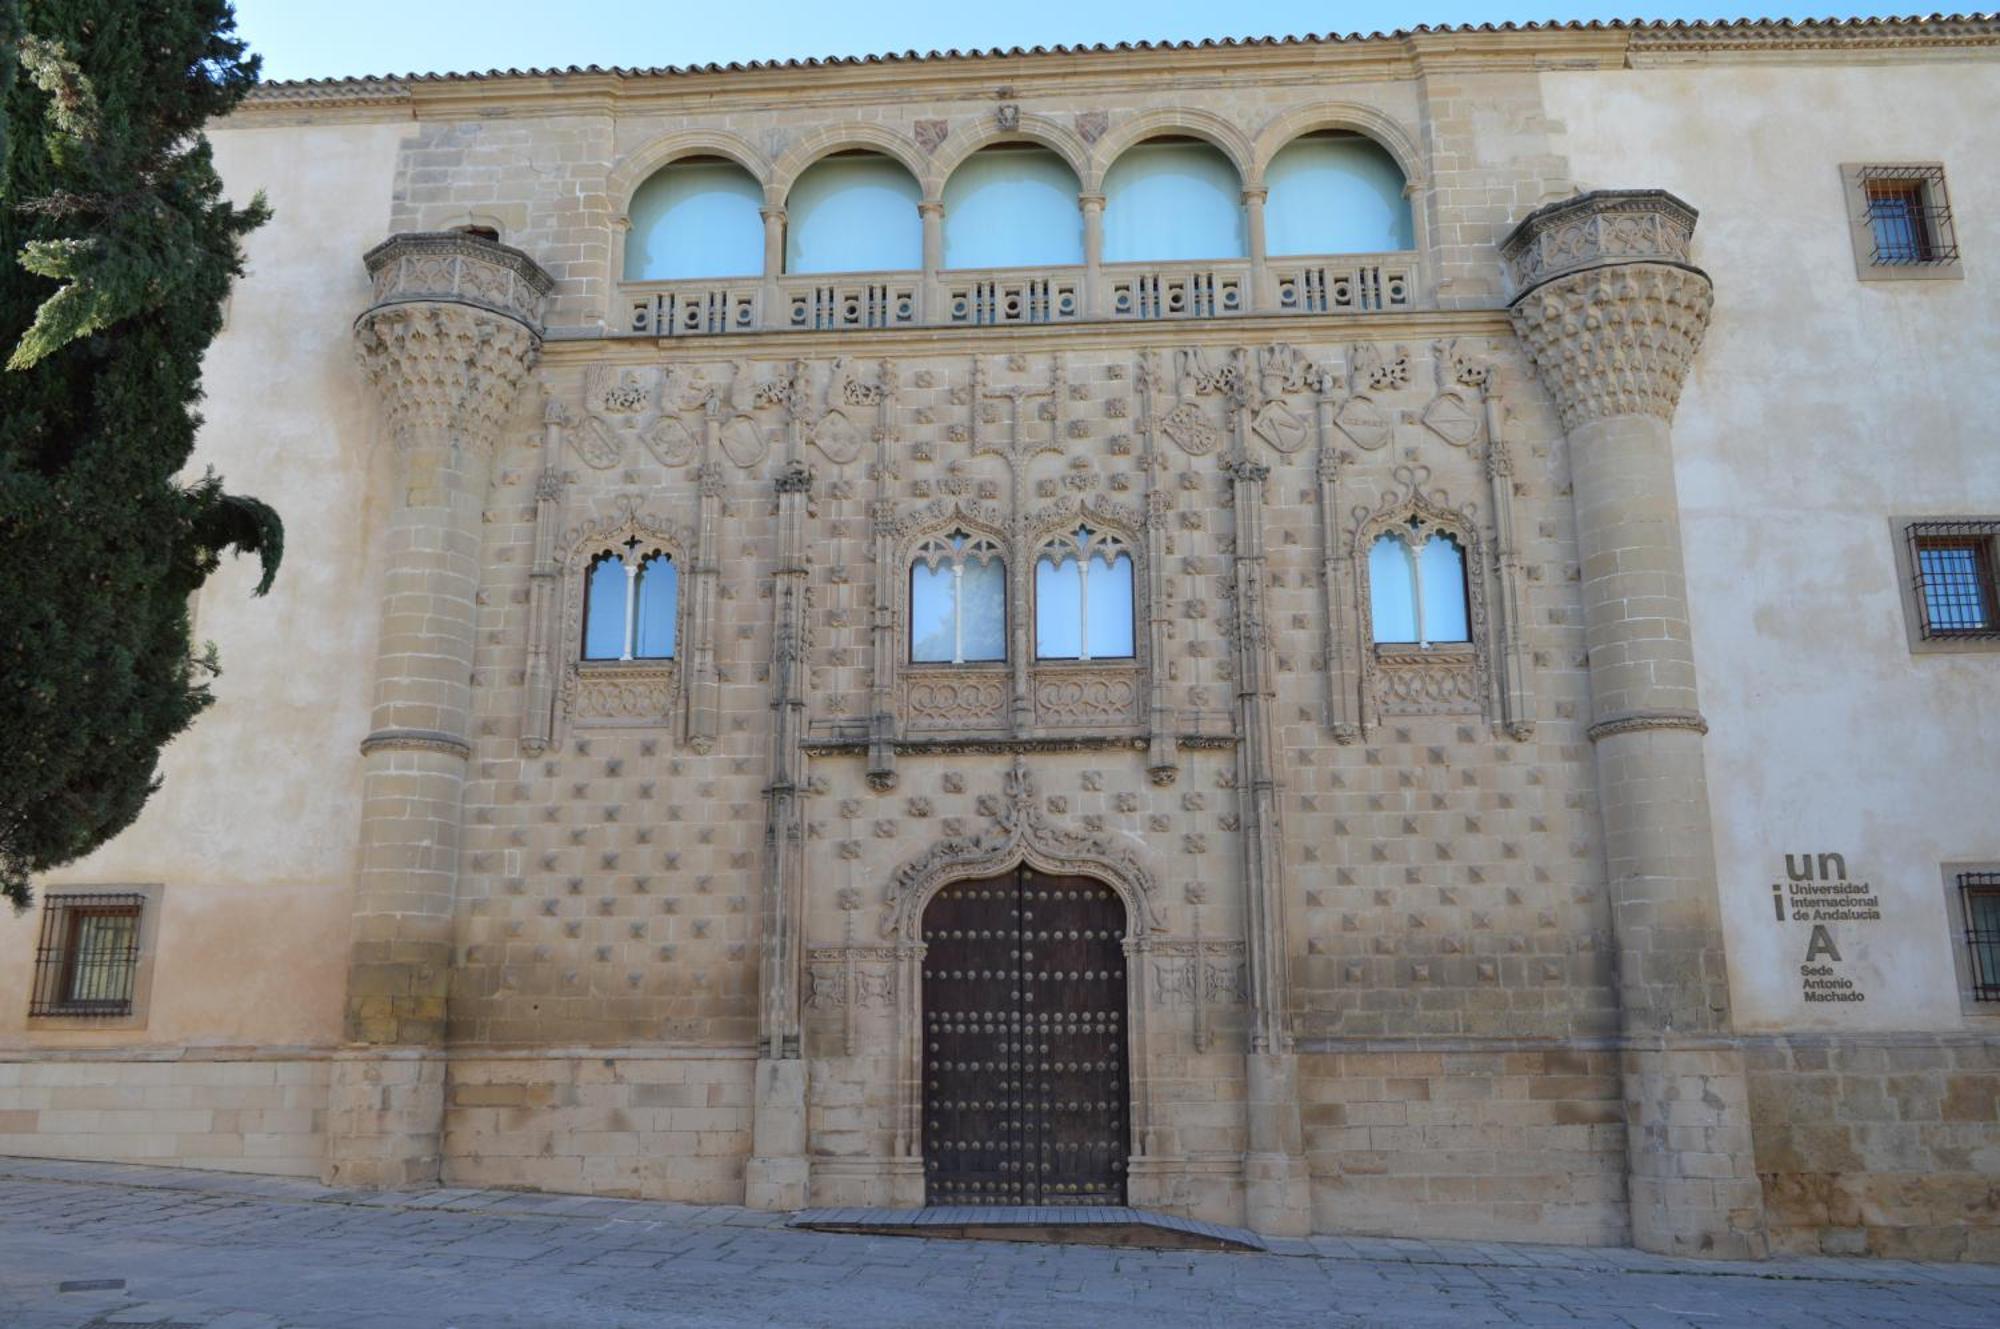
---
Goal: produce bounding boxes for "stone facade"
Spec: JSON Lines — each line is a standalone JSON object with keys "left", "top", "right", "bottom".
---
{"left": 2, "top": 17, "right": 1996, "bottom": 1259}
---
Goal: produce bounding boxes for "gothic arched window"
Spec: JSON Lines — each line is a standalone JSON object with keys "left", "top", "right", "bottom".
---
{"left": 624, "top": 157, "right": 765, "bottom": 281}
{"left": 583, "top": 543, "right": 678, "bottom": 661}
{"left": 1034, "top": 527, "right": 1135, "bottom": 661}
{"left": 1265, "top": 131, "right": 1414, "bottom": 255}
{"left": 1369, "top": 519, "right": 1468, "bottom": 647}
{"left": 910, "top": 531, "right": 1006, "bottom": 664}
{"left": 786, "top": 152, "right": 923, "bottom": 274}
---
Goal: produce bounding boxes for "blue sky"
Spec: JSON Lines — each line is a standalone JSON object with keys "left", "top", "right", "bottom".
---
{"left": 233, "top": 1, "right": 1902, "bottom": 81}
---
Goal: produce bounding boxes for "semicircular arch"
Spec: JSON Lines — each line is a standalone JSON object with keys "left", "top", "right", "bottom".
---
{"left": 1083, "top": 107, "right": 1254, "bottom": 195}
{"left": 926, "top": 113, "right": 1089, "bottom": 199}
{"left": 1249, "top": 102, "right": 1425, "bottom": 192}
{"left": 608, "top": 129, "right": 773, "bottom": 219}
{"left": 769, "top": 124, "right": 929, "bottom": 205}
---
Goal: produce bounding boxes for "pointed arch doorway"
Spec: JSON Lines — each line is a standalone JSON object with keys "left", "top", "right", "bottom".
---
{"left": 922, "top": 868, "right": 1129, "bottom": 1206}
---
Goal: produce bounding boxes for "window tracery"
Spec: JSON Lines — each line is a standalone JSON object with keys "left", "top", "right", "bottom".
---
{"left": 909, "top": 530, "right": 1006, "bottom": 664}
{"left": 1350, "top": 469, "right": 1492, "bottom": 728}
{"left": 1034, "top": 525, "right": 1136, "bottom": 661}
{"left": 1367, "top": 517, "right": 1469, "bottom": 648}
{"left": 891, "top": 505, "right": 1146, "bottom": 736}
{"left": 552, "top": 506, "right": 692, "bottom": 735}
{"left": 582, "top": 540, "right": 679, "bottom": 661}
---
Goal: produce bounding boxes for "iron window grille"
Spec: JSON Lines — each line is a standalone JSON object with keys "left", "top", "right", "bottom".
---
{"left": 1960, "top": 872, "right": 2000, "bottom": 1003}
{"left": 28, "top": 892, "right": 144, "bottom": 1018}
{"left": 1907, "top": 520, "right": 2000, "bottom": 640}
{"left": 1856, "top": 165, "right": 1959, "bottom": 267}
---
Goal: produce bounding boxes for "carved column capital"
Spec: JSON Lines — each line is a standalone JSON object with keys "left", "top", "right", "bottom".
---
{"left": 354, "top": 232, "right": 552, "bottom": 453}
{"left": 1502, "top": 191, "right": 1713, "bottom": 431}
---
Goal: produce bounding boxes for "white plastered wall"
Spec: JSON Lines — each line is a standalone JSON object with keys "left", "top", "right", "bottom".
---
{"left": 0, "top": 119, "right": 405, "bottom": 1053}
{"left": 1543, "top": 63, "right": 2000, "bottom": 1032}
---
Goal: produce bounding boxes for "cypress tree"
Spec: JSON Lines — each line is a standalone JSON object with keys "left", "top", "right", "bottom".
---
{"left": 0, "top": 1, "right": 279, "bottom": 908}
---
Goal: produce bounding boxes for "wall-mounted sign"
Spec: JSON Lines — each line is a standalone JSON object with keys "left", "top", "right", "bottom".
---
{"left": 1771, "top": 852, "right": 1881, "bottom": 1005}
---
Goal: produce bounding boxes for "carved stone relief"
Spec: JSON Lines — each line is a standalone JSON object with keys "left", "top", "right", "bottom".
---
{"left": 1350, "top": 465, "right": 1493, "bottom": 729}
{"left": 576, "top": 362, "right": 775, "bottom": 470}
{"left": 882, "top": 758, "right": 1158, "bottom": 939}
{"left": 554, "top": 497, "right": 695, "bottom": 736}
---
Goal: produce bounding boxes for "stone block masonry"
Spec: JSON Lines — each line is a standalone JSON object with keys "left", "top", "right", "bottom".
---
{"left": 1747, "top": 1035, "right": 2000, "bottom": 1262}
{"left": 4, "top": 16, "right": 1995, "bottom": 1263}
{"left": 0, "top": 1055, "right": 329, "bottom": 1177}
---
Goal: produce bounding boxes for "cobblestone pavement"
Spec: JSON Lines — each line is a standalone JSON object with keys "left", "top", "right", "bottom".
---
{"left": 2, "top": 1159, "right": 1998, "bottom": 1328}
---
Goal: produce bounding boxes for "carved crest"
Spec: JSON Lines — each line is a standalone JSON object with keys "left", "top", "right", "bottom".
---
{"left": 1352, "top": 342, "right": 1411, "bottom": 392}
{"left": 577, "top": 365, "right": 734, "bottom": 469}
{"left": 1328, "top": 344, "right": 1412, "bottom": 452}
{"left": 1419, "top": 339, "right": 1488, "bottom": 448}
{"left": 1161, "top": 401, "right": 1221, "bottom": 456}
{"left": 678, "top": 361, "right": 771, "bottom": 469}
{"left": 575, "top": 366, "right": 653, "bottom": 468}
{"left": 806, "top": 358, "right": 885, "bottom": 466}
{"left": 1250, "top": 343, "right": 1313, "bottom": 455}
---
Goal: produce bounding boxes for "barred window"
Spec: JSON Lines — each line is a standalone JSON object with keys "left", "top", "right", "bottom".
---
{"left": 1959, "top": 873, "right": 2000, "bottom": 1004}
{"left": 1907, "top": 521, "right": 1998, "bottom": 640}
{"left": 29, "top": 893, "right": 145, "bottom": 1018}
{"left": 1842, "top": 163, "right": 1962, "bottom": 281}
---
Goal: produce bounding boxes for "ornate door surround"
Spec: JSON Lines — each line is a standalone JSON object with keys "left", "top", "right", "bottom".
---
{"left": 922, "top": 868, "right": 1130, "bottom": 1205}
{"left": 876, "top": 758, "right": 1163, "bottom": 1174}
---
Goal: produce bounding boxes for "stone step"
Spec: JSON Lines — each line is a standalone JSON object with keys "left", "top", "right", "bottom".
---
{"left": 787, "top": 1204, "right": 1266, "bottom": 1251}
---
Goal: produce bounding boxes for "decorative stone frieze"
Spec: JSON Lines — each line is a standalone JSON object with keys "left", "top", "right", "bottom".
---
{"left": 1509, "top": 264, "right": 1713, "bottom": 431}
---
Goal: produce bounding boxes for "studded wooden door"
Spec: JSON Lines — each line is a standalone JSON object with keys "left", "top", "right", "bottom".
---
{"left": 922, "top": 869, "right": 1129, "bottom": 1206}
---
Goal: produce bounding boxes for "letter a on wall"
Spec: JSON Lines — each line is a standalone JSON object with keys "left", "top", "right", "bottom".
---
{"left": 1804, "top": 925, "right": 1842, "bottom": 963}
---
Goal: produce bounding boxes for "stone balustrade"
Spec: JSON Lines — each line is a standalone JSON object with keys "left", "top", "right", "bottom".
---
{"left": 622, "top": 252, "right": 1419, "bottom": 337}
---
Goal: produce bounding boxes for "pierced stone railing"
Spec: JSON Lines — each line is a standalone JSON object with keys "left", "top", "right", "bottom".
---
{"left": 943, "top": 267, "right": 1083, "bottom": 326}
{"left": 1271, "top": 255, "right": 1416, "bottom": 313}
{"left": 777, "top": 274, "right": 922, "bottom": 331}
{"left": 1105, "top": 259, "right": 1248, "bottom": 319}
{"left": 619, "top": 252, "right": 1422, "bottom": 336}
{"left": 625, "top": 281, "right": 760, "bottom": 336}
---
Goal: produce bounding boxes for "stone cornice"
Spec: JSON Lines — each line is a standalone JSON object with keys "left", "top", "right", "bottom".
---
{"left": 228, "top": 16, "right": 2000, "bottom": 121}
{"left": 359, "top": 728, "right": 474, "bottom": 758}
{"left": 1586, "top": 709, "right": 1710, "bottom": 743}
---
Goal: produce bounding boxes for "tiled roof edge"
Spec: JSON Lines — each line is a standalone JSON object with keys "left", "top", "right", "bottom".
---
{"left": 240, "top": 14, "right": 2000, "bottom": 105}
